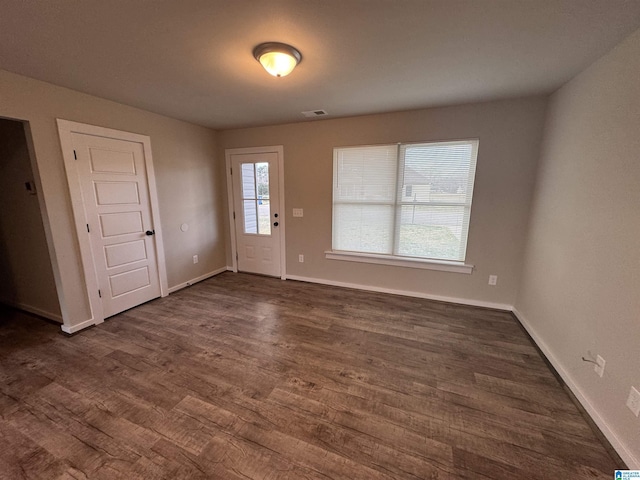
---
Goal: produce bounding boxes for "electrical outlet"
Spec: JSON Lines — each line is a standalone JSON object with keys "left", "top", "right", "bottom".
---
{"left": 488, "top": 275, "right": 498, "bottom": 286}
{"left": 298, "top": 254, "right": 304, "bottom": 263}
{"left": 193, "top": 255, "right": 198, "bottom": 264}
{"left": 627, "top": 387, "right": 640, "bottom": 417}
{"left": 594, "top": 355, "right": 605, "bottom": 377}
{"left": 293, "top": 208, "right": 304, "bottom": 217}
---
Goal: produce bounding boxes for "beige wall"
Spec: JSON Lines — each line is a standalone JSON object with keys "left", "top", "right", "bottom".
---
{"left": 221, "top": 97, "right": 547, "bottom": 307}
{"left": 0, "top": 118, "right": 61, "bottom": 319}
{"left": 0, "top": 69, "right": 226, "bottom": 329}
{"left": 516, "top": 29, "right": 640, "bottom": 466}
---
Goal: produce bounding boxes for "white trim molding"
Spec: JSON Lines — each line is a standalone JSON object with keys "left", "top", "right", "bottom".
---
{"left": 61, "top": 317, "right": 97, "bottom": 334}
{"left": 512, "top": 307, "right": 638, "bottom": 469}
{"left": 225, "top": 145, "right": 287, "bottom": 279}
{"left": 168, "top": 266, "right": 229, "bottom": 294}
{"left": 285, "top": 274, "right": 511, "bottom": 311}
{"left": 325, "top": 250, "right": 474, "bottom": 274}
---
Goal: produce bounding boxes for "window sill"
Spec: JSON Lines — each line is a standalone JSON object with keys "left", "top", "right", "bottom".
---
{"left": 325, "top": 250, "right": 474, "bottom": 274}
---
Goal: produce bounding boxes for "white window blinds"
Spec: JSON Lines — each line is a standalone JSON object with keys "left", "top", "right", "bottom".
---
{"left": 332, "top": 139, "right": 479, "bottom": 262}
{"left": 332, "top": 145, "right": 398, "bottom": 254}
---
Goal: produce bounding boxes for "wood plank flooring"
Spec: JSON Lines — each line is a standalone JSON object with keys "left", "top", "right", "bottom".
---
{"left": 0, "top": 272, "right": 621, "bottom": 479}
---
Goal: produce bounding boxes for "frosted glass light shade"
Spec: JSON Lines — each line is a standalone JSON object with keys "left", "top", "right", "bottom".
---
{"left": 253, "top": 42, "right": 302, "bottom": 77}
{"left": 259, "top": 51, "right": 297, "bottom": 77}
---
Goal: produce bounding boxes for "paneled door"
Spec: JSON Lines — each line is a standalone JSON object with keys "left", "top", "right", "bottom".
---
{"left": 229, "top": 150, "right": 282, "bottom": 277}
{"left": 71, "top": 132, "right": 162, "bottom": 318}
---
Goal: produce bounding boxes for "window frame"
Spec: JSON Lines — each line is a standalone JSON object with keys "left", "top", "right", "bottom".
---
{"left": 328, "top": 139, "right": 478, "bottom": 274}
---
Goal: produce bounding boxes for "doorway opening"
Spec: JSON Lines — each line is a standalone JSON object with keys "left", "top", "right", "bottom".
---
{"left": 0, "top": 117, "right": 62, "bottom": 323}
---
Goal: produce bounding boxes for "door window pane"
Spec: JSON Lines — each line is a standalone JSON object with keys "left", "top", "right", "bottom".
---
{"left": 258, "top": 200, "right": 271, "bottom": 235}
{"left": 240, "top": 161, "right": 272, "bottom": 236}
{"left": 243, "top": 200, "right": 257, "bottom": 234}
{"left": 241, "top": 163, "right": 256, "bottom": 199}
{"left": 256, "top": 162, "right": 269, "bottom": 200}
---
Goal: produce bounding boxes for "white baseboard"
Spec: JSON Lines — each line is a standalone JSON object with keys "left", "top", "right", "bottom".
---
{"left": 0, "top": 300, "right": 63, "bottom": 323}
{"left": 284, "top": 274, "right": 512, "bottom": 311}
{"left": 168, "top": 266, "right": 230, "bottom": 294}
{"left": 512, "top": 307, "right": 638, "bottom": 468}
{"left": 60, "top": 317, "right": 96, "bottom": 334}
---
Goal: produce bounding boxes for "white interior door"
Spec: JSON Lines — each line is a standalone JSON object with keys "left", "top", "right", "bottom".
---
{"left": 72, "top": 132, "right": 162, "bottom": 318}
{"left": 230, "top": 151, "right": 282, "bottom": 277}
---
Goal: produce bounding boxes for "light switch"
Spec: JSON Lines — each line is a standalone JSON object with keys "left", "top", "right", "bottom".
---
{"left": 293, "top": 208, "right": 303, "bottom": 217}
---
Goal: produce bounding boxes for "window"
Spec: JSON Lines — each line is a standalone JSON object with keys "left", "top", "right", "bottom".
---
{"left": 331, "top": 139, "right": 479, "bottom": 266}
{"left": 241, "top": 162, "right": 271, "bottom": 235}
{"left": 405, "top": 185, "right": 413, "bottom": 198}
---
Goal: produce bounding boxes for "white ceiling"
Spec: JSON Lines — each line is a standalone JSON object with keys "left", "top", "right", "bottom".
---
{"left": 2, "top": 1, "right": 640, "bottom": 129}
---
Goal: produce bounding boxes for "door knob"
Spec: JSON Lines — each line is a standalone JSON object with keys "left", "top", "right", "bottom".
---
{"left": 145, "top": 230, "right": 155, "bottom": 236}
{"left": 273, "top": 222, "right": 279, "bottom": 227}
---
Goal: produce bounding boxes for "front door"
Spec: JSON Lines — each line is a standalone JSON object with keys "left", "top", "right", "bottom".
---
{"left": 72, "top": 132, "right": 162, "bottom": 318}
{"left": 230, "top": 151, "right": 282, "bottom": 277}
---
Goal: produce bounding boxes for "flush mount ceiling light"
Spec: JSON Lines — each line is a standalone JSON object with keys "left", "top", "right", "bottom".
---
{"left": 253, "top": 42, "right": 302, "bottom": 77}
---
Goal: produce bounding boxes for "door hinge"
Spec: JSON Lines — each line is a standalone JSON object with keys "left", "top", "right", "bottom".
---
{"left": 236, "top": 252, "right": 238, "bottom": 261}
{"left": 86, "top": 224, "right": 90, "bottom": 233}
{"left": 233, "top": 211, "right": 236, "bottom": 220}
{"left": 230, "top": 167, "right": 233, "bottom": 175}
{"left": 73, "top": 150, "right": 77, "bottom": 160}
{"left": 98, "top": 289, "right": 102, "bottom": 298}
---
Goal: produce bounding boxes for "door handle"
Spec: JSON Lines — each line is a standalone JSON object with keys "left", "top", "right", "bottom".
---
{"left": 145, "top": 230, "right": 155, "bottom": 236}
{"left": 273, "top": 222, "right": 279, "bottom": 227}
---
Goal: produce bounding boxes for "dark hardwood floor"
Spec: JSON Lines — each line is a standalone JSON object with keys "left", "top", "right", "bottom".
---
{"left": 0, "top": 272, "right": 620, "bottom": 479}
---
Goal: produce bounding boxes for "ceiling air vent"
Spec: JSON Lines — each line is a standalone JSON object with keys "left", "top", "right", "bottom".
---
{"left": 301, "top": 109, "right": 328, "bottom": 118}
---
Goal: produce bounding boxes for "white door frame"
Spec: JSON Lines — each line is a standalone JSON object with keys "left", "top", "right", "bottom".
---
{"left": 57, "top": 119, "right": 168, "bottom": 330}
{"left": 225, "top": 145, "right": 286, "bottom": 279}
